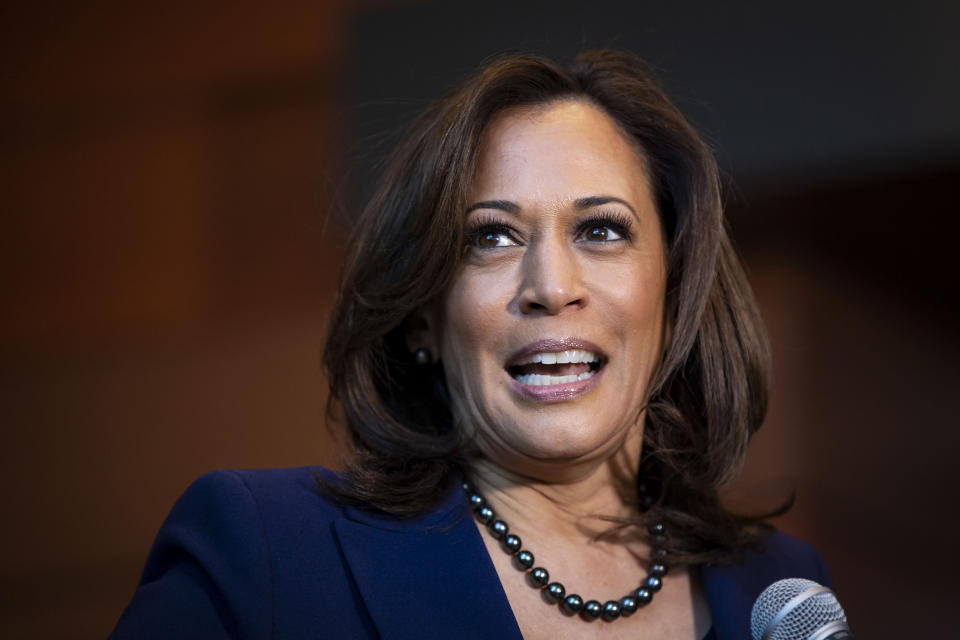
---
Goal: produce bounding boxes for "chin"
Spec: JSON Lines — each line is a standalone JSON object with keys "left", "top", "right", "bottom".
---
{"left": 495, "top": 414, "right": 632, "bottom": 465}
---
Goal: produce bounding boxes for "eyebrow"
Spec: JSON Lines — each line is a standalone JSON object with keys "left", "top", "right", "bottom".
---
{"left": 465, "top": 200, "right": 521, "bottom": 215}
{"left": 465, "top": 196, "right": 637, "bottom": 217}
{"left": 574, "top": 196, "right": 637, "bottom": 217}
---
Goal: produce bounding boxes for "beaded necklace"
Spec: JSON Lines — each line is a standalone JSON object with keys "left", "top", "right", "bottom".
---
{"left": 463, "top": 481, "right": 669, "bottom": 622}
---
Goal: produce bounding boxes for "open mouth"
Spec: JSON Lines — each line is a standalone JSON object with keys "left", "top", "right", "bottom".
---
{"left": 506, "top": 349, "right": 606, "bottom": 386}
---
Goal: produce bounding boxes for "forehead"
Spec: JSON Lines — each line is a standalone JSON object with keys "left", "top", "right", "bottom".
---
{"left": 470, "top": 100, "right": 651, "bottom": 203}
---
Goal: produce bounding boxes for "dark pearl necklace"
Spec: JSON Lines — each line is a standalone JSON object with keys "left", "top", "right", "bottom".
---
{"left": 462, "top": 481, "right": 669, "bottom": 622}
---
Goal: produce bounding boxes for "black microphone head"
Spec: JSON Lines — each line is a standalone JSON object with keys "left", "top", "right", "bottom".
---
{"left": 750, "top": 578, "right": 849, "bottom": 640}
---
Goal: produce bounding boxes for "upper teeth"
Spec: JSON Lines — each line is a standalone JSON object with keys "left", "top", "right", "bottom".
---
{"left": 512, "top": 349, "right": 600, "bottom": 366}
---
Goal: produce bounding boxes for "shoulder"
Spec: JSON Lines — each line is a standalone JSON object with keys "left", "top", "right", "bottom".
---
{"left": 181, "top": 465, "right": 339, "bottom": 504}
{"left": 702, "top": 529, "right": 832, "bottom": 597}
{"left": 700, "top": 530, "right": 833, "bottom": 640}
{"left": 157, "top": 466, "right": 360, "bottom": 589}
{"left": 753, "top": 530, "right": 832, "bottom": 584}
{"left": 112, "top": 467, "right": 360, "bottom": 639}
{"left": 148, "top": 467, "right": 345, "bottom": 560}
{"left": 184, "top": 466, "right": 344, "bottom": 520}
{"left": 113, "top": 467, "right": 497, "bottom": 639}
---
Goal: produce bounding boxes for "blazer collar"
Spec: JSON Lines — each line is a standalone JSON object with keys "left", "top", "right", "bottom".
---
{"left": 331, "top": 473, "right": 758, "bottom": 640}
{"left": 332, "top": 474, "right": 524, "bottom": 640}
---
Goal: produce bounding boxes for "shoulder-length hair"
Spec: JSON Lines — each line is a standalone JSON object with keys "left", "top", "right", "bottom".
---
{"left": 323, "top": 50, "right": 774, "bottom": 565}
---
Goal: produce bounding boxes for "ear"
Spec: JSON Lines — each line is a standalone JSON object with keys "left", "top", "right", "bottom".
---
{"left": 404, "top": 306, "right": 440, "bottom": 361}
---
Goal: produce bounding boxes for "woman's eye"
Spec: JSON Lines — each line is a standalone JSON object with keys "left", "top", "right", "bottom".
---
{"left": 470, "top": 227, "right": 518, "bottom": 248}
{"left": 579, "top": 224, "right": 624, "bottom": 242}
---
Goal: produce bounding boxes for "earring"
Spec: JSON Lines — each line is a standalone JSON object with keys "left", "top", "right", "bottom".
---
{"left": 414, "top": 347, "right": 432, "bottom": 365}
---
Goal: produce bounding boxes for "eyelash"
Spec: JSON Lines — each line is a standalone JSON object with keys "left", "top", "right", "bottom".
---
{"left": 464, "top": 211, "right": 634, "bottom": 248}
{"left": 576, "top": 211, "right": 634, "bottom": 243}
{"left": 465, "top": 215, "right": 519, "bottom": 248}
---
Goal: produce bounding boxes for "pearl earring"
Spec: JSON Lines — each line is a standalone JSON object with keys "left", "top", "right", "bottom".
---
{"left": 414, "top": 348, "right": 432, "bottom": 365}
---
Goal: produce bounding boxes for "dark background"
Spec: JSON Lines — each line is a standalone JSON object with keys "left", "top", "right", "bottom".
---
{"left": 2, "top": 1, "right": 958, "bottom": 637}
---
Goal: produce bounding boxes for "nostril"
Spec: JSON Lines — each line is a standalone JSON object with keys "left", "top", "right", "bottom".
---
{"left": 519, "top": 297, "right": 584, "bottom": 315}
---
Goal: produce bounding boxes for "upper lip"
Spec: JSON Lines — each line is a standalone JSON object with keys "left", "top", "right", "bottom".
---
{"left": 505, "top": 338, "right": 607, "bottom": 367}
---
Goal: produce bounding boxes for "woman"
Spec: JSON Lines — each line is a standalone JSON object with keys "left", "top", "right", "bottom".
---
{"left": 112, "top": 50, "right": 830, "bottom": 639}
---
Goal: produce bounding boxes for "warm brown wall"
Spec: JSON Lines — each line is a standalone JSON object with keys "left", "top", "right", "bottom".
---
{"left": 1, "top": 4, "right": 350, "bottom": 637}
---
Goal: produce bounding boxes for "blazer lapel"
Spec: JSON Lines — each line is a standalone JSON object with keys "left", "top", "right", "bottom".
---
{"left": 332, "top": 478, "right": 524, "bottom": 640}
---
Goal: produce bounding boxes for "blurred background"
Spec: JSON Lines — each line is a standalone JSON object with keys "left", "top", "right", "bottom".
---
{"left": 1, "top": 1, "right": 957, "bottom": 637}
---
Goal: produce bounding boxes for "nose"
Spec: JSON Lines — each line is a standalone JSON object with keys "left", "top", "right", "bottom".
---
{"left": 516, "top": 237, "right": 588, "bottom": 315}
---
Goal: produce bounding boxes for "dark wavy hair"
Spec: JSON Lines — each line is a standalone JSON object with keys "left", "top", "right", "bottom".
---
{"left": 323, "top": 50, "right": 776, "bottom": 565}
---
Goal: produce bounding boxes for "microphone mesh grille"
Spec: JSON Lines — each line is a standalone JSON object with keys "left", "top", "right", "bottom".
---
{"left": 750, "top": 578, "right": 848, "bottom": 640}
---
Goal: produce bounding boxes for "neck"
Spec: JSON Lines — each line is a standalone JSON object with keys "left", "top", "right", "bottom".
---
{"left": 464, "top": 428, "right": 644, "bottom": 543}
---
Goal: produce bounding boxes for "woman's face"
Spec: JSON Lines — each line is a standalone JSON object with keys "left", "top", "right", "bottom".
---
{"left": 433, "top": 100, "right": 667, "bottom": 477}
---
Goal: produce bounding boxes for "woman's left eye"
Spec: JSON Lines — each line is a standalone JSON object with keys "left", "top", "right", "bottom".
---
{"left": 575, "top": 212, "right": 633, "bottom": 243}
{"left": 577, "top": 223, "right": 626, "bottom": 242}
{"left": 582, "top": 225, "right": 623, "bottom": 242}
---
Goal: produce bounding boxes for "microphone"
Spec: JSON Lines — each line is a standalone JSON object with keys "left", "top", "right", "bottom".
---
{"left": 750, "top": 578, "right": 853, "bottom": 640}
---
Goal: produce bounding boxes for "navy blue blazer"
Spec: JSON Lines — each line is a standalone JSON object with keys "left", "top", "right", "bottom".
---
{"left": 111, "top": 467, "right": 831, "bottom": 639}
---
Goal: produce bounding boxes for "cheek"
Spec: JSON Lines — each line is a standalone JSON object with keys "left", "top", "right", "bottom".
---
{"left": 593, "top": 264, "right": 666, "bottom": 365}
{"left": 440, "top": 271, "right": 510, "bottom": 368}
{"left": 437, "top": 273, "right": 513, "bottom": 427}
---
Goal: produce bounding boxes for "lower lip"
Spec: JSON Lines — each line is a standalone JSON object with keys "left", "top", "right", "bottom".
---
{"left": 506, "top": 365, "right": 606, "bottom": 402}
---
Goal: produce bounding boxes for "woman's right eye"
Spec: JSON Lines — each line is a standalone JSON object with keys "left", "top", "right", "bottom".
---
{"left": 468, "top": 225, "right": 519, "bottom": 249}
